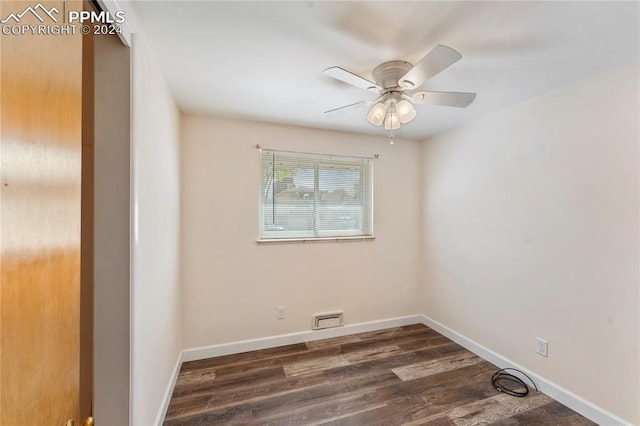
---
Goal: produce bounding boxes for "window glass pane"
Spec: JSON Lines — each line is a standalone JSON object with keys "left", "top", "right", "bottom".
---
{"left": 271, "top": 161, "right": 314, "bottom": 235}
{"left": 317, "top": 166, "right": 362, "bottom": 235}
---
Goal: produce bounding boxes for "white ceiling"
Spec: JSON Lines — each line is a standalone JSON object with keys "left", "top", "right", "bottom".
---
{"left": 128, "top": 1, "right": 639, "bottom": 140}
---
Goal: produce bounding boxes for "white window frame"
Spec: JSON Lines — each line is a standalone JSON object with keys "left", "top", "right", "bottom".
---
{"left": 258, "top": 149, "right": 374, "bottom": 241}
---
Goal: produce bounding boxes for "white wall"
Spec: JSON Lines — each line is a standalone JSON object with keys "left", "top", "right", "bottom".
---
{"left": 131, "top": 32, "right": 182, "bottom": 426}
{"left": 180, "top": 115, "right": 422, "bottom": 348}
{"left": 420, "top": 63, "right": 639, "bottom": 424}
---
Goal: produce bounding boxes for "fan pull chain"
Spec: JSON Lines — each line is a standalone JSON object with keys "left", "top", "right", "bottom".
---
{"left": 389, "top": 131, "right": 395, "bottom": 146}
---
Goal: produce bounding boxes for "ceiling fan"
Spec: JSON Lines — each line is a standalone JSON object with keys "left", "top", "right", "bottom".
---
{"left": 323, "top": 44, "right": 476, "bottom": 131}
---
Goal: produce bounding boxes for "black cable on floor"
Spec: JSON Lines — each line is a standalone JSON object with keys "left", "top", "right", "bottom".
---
{"left": 491, "top": 368, "right": 539, "bottom": 397}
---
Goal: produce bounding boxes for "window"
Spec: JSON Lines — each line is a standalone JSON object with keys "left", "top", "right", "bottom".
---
{"left": 259, "top": 149, "right": 373, "bottom": 240}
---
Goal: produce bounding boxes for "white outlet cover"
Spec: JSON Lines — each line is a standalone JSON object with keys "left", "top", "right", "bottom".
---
{"left": 536, "top": 338, "right": 548, "bottom": 357}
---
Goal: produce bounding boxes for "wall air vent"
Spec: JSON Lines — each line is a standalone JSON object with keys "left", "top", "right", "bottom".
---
{"left": 312, "top": 312, "right": 344, "bottom": 330}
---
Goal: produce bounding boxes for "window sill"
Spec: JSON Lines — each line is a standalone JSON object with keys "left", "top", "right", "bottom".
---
{"left": 256, "top": 236, "right": 376, "bottom": 244}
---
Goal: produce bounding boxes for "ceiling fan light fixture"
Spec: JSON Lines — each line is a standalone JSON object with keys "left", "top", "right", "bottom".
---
{"left": 384, "top": 112, "right": 400, "bottom": 130}
{"left": 323, "top": 44, "right": 475, "bottom": 133}
{"left": 366, "top": 102, "right": 387, "bottom": 126}
{"left": 396, "top": 100, "right": 417, "bottom": 124}
{"left": 384, "top": 103, "right": 400, "bottom": 130}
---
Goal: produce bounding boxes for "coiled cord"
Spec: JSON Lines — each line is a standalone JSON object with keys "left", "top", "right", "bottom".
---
{"left": 491, "top": 368, "right": 539, "bottom": 397}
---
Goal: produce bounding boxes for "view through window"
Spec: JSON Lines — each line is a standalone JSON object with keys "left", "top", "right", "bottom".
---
{"left": 259, "top": 149, "right": 373, "bottom": 240}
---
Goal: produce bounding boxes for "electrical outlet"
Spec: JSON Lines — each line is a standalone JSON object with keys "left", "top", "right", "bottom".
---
{"left": 536, "top": 338, "right": 548, "bottom": 357}
{"left": 277, "top": 306, "right": 286, "bottom": 320}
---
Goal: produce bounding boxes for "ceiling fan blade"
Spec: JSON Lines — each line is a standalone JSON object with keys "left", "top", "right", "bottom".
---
{"left": 323, "top": 66, "right": 381, "bottom": 92}
{"left": 399, "top": 45, "right": 462, "bottom": 89}
{"left": 324, "top": 97, "right": 381, "bottom": 115}
{"left": 411, "top": 91, "right": 477, "bottom": 108}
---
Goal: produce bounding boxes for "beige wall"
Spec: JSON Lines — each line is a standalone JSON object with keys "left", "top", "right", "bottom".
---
{"left": 131, "top": 32, "right": 182, "bottom": 426}
{"left": 180, "top": 115, "right": 422, "bottom": 348}
{"left": 420, "top": 63, "right": 639, "bottom": 424}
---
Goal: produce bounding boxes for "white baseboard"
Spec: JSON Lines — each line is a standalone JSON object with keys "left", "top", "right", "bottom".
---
{"left": 157, "top": 314, "right": 630, "bottom": 426}
{"left": 418, "top": 315, "right": 630, "bottom": 426}
{"left": 181, "top": 315, "right": 423, "bottom": 362}
{"left": 154, "top": 352, "right": 182, "bottom": 426}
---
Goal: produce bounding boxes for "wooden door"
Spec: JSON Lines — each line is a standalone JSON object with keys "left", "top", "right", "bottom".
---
{"left": 0, "top": 1, "right": 91, "bottom": 424}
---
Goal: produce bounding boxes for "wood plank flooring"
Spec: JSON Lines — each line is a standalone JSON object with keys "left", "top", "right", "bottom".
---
{"left": 164, "top": 324, "right": 595, "bottom": 425}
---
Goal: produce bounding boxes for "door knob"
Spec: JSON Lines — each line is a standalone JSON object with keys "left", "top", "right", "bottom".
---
{"left": 65, "top": 416, "right": 94, "bottom": 426}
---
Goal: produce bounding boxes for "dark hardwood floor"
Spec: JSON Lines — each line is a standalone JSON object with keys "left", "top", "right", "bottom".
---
{"left": 164, "top": 324, "right": 595, "bottom": 425}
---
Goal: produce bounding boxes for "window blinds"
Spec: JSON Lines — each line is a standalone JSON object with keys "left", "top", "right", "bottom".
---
{"left": 260, "top": 149, "right": 373, "bottom": 239}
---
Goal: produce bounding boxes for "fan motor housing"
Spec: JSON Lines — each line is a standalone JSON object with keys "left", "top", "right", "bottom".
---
{"left": 372, "top": 60, "right": 413, "bottom": 89}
